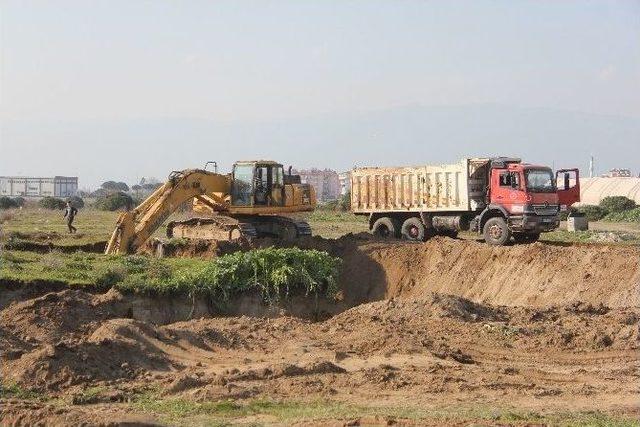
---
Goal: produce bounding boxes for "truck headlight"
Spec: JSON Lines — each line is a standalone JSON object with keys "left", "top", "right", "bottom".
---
{"left": 511, "top": 204, "right": 524, "bottom": 214}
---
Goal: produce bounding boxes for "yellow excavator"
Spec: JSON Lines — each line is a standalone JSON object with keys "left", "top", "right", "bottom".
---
{"left": 105, "top": 160, "right": 316, "bottom": 255}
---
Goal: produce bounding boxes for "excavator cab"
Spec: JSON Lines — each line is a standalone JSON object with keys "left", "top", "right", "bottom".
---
{"left": 231, "top": 161, "right": 285, "bottom": 207}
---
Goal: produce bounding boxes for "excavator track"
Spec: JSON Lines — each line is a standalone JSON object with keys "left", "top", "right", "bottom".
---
{"left": 167, "top": 216, "right": 257, "bottom": 242}
{"left": 166, "top": 215, "right": 311, "bottom": 243}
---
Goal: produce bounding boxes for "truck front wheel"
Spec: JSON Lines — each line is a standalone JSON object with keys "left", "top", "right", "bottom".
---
{"left": 372, "top": 217, "right": 400, "bottom": 238}
{"left": 401, "top": 217, "right": 426, "bottom": 241}
{"left": 483, "top": 217, "right": 511, "bottom": 246}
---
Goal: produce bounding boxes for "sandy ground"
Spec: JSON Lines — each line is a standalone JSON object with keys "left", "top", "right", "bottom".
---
{"left": 1, "top": 236, "right": 639, "bottom": 425}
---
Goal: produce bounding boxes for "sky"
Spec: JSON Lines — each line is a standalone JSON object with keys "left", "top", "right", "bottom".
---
{"left": 1, "top": 0, "right": 639, "bottom": 187}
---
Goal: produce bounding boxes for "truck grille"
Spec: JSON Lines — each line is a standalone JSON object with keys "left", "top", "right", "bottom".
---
{"left": 532, "top": 204, "right": 559, "bottom": 216}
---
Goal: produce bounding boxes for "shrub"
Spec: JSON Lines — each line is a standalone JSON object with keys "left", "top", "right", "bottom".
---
{"left": 575, "top": 205, "right": 608, "bottom": 221}
{"left": 12, "top": 197, "right": 25, "bottom": 208}
{"left": 0, "top": 197, "right": 17, "bottom": 209}
{"left": 338, "top": 191, "right": 351, "bottom": 211}
{"left": 96, "top": 265, "right": 127, "bottom": 287}
{"left": 39, "top": 197, "right": 67, "bottom": 210}
{"left": 117, "top": 248, "right": 341, "bottom": 305}
{"left": 94, "top": 192, "right": 133, "bottom": 211}
{"left": 604, "top": 207, "right": 640, "bottom": 223}
{"left": 599, "top": 196, "right": 636, "bottom": 213}
{"left": 67, "top": 195, "right": 85, "bottom": 209}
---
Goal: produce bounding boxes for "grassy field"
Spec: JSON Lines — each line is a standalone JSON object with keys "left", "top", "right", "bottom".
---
{"left": 0, "top": 207, "right": 369, "bottom": 247}
{"left": 0, "top": 208, "right": 119, "bottom": 246}
{"left": 2, "top": 206, "right": 640, "bottom": 249}
{"left": 0, "top": 247, "right": 341, "bottom": 305}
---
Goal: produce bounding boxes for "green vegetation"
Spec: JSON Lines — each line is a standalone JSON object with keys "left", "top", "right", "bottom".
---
{"left": 604, "top": 207, "right": 640, "bottom": 223}
{"left": 0, "top": 380, "right": 43, "bottom": 400}
{"left": 572, "top": 196, "right": 639, "bottom": 223}
{"left": 68, "top": 195, "right": 85, "bottom": 209}
{"left": 101, "top": 180, "right": 130, "bottom": 192}
{"left": 38, "top": 196, "right": 67, "bottom": 210}
{"left": 158, "top": 247, "right": 340, "bottom": 303}
{"left": 0, "top": 208, "right": 153, "bottom": 247}
{"left": 131, "top": 395, "right": 640, "bottom": 426}
{"left": 0, "top": 196, "right": 25, "bottom": 209}
{"left": 94, "top": 192, "right": 134, "bottom": 211}
{"left": 1, "top": 248, "right": 341, "bottom": 303}
{"left": 600, "top": 196, "right": 637, "bottom": 213}
{"left": 541, "top": 229, "right": 640, "bottom": 245}
{"left": 574, "top": 205, "right": 609, "bottom": 221}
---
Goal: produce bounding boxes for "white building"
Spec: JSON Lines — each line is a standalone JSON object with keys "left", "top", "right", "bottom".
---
{"left": 0, "top": 176, "right": 78, "bottom": 198}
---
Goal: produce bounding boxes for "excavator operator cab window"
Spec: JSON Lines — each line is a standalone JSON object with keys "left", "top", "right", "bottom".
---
{"left": 273, "top": 166, "right": 284, "bottom": 187}
{"left": 231, "top": 163, "right": 254, "bottom": 206}
{"left": 254, "top": 166, "right": 270, "bottom": 205}
{"left": 232, "top": 163, "right": 285, "bottom": 207}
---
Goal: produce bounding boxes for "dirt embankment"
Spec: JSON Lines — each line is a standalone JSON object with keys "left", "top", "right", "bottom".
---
{"left": 331, "top": 236, "right": 640, "bottom": 309}
{"left": 158, "top": 233, "right": 640, "bottom": 309}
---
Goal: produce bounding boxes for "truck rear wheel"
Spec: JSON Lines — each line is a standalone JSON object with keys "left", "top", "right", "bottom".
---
{"left": 401, "top": 217, "right": 426, "bottom": 241}
{"left": 372, "top": 217, "right": 400, "bottom": 238}
{"left": 483, "top": 217, "right": 511, "bottom": 246}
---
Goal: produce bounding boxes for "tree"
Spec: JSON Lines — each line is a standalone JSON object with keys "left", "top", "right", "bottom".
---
{"left": 94, "top": 192, "right": 133, "bottom": 211}
{"left": 39, "top": 197, "right": 67, "bottom": 210}
{"left": 68, "top": 195, "right": 85, "bottom": 209}
{"left": 101, "top": 181, "right": 130, "bottom": 192}
{"left": 142, "top": 182, "right": 162, "bottom": 191}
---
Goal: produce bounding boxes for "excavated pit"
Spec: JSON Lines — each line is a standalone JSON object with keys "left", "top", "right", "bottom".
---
{"left": 1, "top": 236, "right": 639, "bottom": 424}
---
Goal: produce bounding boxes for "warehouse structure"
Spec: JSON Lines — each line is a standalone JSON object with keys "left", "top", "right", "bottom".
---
{"left": 578, "top": 177, "right": 640, "bottom": 205}
{"left": 0, "top": 176, "right": 78, "bottom": 198}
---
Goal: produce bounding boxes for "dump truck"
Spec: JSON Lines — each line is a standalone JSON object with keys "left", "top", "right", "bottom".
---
{"left": 350, "top": 157, "right": 580, "bottom": 245}
{"left": 105, "top": 160, "right": 315, "bottom": 255}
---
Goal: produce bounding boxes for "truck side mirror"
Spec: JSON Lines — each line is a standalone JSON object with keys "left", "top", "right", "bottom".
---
{"left": 564, "top": 173, "right": 570, "bottom": 190}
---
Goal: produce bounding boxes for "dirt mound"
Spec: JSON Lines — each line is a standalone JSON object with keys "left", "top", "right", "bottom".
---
{"left": 1, "top": 285, "right": 638, "bottom": 422}
{"left": 6, "top": 317, "right": 180, "bottom": 391}
{"left": 0, "top": 289, "right": 126, "bottom": 343}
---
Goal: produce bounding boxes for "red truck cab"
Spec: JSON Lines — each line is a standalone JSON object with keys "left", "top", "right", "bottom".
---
{"left": 478, "top": 158, "right": 580, "bottom": 244}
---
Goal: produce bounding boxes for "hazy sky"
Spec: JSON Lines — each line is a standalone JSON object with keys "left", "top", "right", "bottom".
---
{"left": 2, "top": 0, "right": 639, "bottom": 122}
{"left": 1, "top": 0, "right": 639, "bottom": 187}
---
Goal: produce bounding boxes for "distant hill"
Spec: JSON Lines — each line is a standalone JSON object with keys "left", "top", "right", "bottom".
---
{"left": 2, "top": 104, "right": 638, "bottom": 187}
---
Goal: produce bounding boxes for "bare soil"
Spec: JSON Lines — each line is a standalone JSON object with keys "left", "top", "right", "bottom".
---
{"left": 1, "top": 236, "right": 639, "bottom": 425}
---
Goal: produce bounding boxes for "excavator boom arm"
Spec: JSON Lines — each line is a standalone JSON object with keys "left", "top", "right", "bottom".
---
{"left": 105, "top": 170, "right": 229, "bottom": 254}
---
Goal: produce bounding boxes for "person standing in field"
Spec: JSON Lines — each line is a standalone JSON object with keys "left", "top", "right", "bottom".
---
{"left": 63, "top": 200, "right": 78, "bottom": 233}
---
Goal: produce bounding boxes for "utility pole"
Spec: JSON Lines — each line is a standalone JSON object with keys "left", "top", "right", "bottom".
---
{"left": 589, "top": 155, "right": 594, "bottom": 178}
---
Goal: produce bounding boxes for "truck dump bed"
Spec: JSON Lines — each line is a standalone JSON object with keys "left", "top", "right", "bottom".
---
{"left": 350, "top": 158, "right": 490, "bottom": 213}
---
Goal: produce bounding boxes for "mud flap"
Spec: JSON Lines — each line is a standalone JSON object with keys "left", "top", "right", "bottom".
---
{"left": 556, "top": 168, "right": 580, "bottom": 209}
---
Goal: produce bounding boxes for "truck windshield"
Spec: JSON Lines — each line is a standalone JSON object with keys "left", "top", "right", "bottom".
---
{"left": 525, "top": 169, "right": 555, "bottom": 193}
